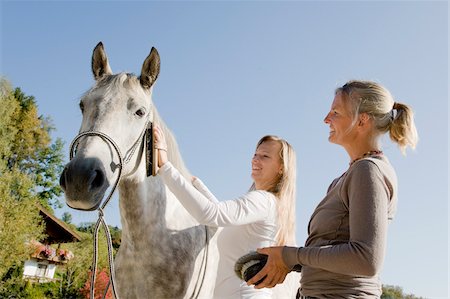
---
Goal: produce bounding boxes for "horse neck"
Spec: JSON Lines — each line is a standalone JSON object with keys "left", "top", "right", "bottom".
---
{"left": 118, "top": 108, "right": 197, "bottom": 240}
{"left": 153, "top": 108, "right": 191, "bottom": 179}
{"left": 119, "top": 178, "right": 197, "bottom": 235}
{"left": 118, "top": 177, "right": 165, "bottom": 238}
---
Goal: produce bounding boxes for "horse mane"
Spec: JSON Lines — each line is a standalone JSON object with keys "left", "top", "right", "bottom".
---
{"left": 153, "top": 107, "right": 192, "bottom": 180}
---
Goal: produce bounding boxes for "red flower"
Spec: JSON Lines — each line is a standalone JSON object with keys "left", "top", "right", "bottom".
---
{"left": 80, "top": 268, "right": 113, "bottom": 299}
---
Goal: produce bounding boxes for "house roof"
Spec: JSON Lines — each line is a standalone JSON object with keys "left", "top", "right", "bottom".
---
{"left": 36, "top": 204, "right": 82, "bottom": 244}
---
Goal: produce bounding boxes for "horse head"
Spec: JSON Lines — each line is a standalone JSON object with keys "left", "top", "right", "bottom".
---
{"left": 60, "top": 42, "right": 160, "bottom": 211}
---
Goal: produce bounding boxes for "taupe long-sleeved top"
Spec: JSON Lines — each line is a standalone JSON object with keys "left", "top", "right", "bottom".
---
{"left": 283, "top": 156, "right": 397, "bottom": 298}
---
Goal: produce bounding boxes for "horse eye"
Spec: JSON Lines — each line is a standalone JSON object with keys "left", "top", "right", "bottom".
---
{"left": 135, "top": 108, "right": 146, "bottom": 117}
{"left": 79, "top": 101, "right": 84, "bottom": 113}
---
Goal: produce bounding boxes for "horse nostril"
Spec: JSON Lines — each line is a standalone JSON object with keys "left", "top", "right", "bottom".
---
{"left": 90, "top": 169, "right": 105, "bottom": 190}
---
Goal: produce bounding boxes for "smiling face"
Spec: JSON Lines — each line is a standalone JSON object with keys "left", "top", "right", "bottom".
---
{"left": 251, "top": 140, "right": 283, "bottom": 190}
{"left": 323, "top": 91, "right": 357, "bottom": 148}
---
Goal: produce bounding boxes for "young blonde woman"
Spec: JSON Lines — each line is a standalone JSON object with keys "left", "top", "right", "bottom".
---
{"left": 248, "top": 80, "right": 418, "bottom": 299}
{"left": 154, "top": 129, "right": 297, "bottom": 299}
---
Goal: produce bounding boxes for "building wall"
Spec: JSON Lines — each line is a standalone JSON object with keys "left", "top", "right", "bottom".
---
{"left": 23, "top": 258, "right": 57, "bottom": 281}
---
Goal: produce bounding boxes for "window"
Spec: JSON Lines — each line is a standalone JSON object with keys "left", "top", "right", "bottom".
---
{"left": 35, "top": 263, "right": 47, "bottom": 278}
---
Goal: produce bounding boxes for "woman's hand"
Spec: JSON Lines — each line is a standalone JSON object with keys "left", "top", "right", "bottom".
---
{"left": 153, "top": 125, "right": 168, "bottom": 167}
{"left": 247, "top": 246, "right": 290, "bottom": 289}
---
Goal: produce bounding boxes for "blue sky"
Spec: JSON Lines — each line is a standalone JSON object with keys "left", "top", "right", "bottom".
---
{"left": 1, "top": 1, "right": 448, "bottom": 298}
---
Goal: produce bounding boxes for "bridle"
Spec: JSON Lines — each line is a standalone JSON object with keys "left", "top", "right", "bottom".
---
{"left": 68, "top": 117, "right": 209, "bottom": 299}
{"left": 69, "top": 120, "right": 150, "bottom": 299}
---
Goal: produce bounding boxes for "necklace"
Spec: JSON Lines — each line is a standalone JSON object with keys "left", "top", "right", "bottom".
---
{"left": 349, "top": 150, "right": 383, "bottom": 166}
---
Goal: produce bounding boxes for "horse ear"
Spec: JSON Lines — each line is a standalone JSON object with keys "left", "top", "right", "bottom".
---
{"left": 92, "top": 42, "right": 113, "bottom": 80}
{"left": 140, "top": 47, "right": 160, "bottom": 89}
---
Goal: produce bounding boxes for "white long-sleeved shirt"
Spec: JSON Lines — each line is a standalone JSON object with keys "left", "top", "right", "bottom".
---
{"left": 158, "top": 162, "right": 278, "bottom": 299}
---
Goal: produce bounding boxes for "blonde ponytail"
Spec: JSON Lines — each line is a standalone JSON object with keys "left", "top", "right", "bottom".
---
{"left": 389, "top": 102, "right": 419, "bottom": 154}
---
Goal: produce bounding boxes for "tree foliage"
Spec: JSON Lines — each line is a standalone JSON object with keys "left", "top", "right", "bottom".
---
{"left": 0, "top": 78, "right": 45, "bottom": 279}
{"left": 0, "top": 167, "right": 45, "bottom": 278}
{"left": 1, "top": 78, "right": 65, "bottom": 211}
{"left": 77, "top": 223, "right": 122, "bottom": 250}
{"left": 62, "top": 212, "right": 73, "bottom": 224}
{"left": 0, "top": 77, "right": 66, "bottom": 295}
{"left": 382, "top": 285, "right": 425, "bottom": 298}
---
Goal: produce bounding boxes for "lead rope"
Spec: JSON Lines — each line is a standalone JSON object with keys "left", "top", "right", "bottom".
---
{"left": 69, "top": 129, "right": 135, "bottom": 299}
{"left": 91, "top": 208, "right": 119, "bottom": 299}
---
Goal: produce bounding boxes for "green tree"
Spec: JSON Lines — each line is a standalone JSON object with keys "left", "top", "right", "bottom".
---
{"left": 77, "top": 223, "right": 121, "bottom": 250}
{"left": 0, "top": 166, "right": 45, "bottom": 279}
{"left": 0, "top": 78, "right": 65, "bottom": 296}
{"left": 109, "top": 226, "right": 122, "bottom": 250}
{"left": 0, "top": 78, "right": 45, "bottom": 279}
{"left": 382, "top": 285, "right": 425, "bottom": 299}
{"left": 4, "top": 82, "right": 65, "bottom": 210}
{"left": 62, "top": 212, "right": 73, "bottom": 224}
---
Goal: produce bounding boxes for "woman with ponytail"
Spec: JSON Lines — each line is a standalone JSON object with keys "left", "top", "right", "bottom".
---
{"left": 248, "top": 80, "right": 418, "bottom": 299}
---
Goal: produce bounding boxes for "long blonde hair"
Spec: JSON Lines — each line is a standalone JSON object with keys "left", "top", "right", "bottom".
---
{"left": 254, "top": 135, "right": 297, "bottom": 246}
{"left": 337, "top": 80, "right": 419, "bottom": 154}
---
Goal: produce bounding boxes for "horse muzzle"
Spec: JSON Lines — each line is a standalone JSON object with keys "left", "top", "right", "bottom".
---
{"left": 60, "top": 156, "right": 110, "bottom": 211}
